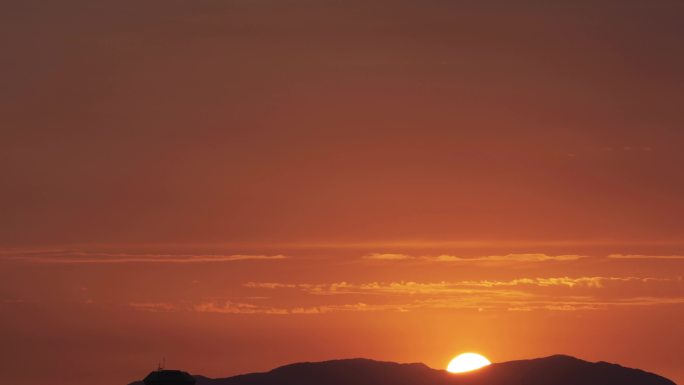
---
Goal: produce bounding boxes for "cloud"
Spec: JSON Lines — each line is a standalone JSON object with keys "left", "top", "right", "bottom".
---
{"left": 244, "top": 276, "right": 671, "bottom": 296}
{"left": 272, "top": 240, "right": 684, "bottom": 249}
{"left": 0, "top": 248, "right": 70, "bottom": 255}
{"left": 542, "top": 304, "right": 600, "bottom": 311}
{"left": 424, "top": 254, "right": 588, "bottom": 262}
{"left": 607, "top": 254, "right": 684, "bottom": 260}
{"left": 506, "top": 306, "right": 533, "bottom": 311}
{"left": 194, "top": 301, "right": 289, "bottom": 315}
{"left": 365, "top": 252, "right": 684, "bottom": 263}
{"left": 5, "top": 253, "right": 288, "bottom": 264}
{"left": 192, "top": 301, "right": 407, "bottom": 315}
{"left": 227, "top": 277, "right": 683, "bottom": 314}
{"left": 129, "top": 274, "right": 684, "bottom": 315}
{"left": 459, "top": 276, "right": 671, "bottom": 288}
{"left": 189, "top": 300, "right": 483, "bottom": 315}
{"left": 507, "top": 296, "right": 684, "bottom": 311}
{"left": 363, "top": 253, "right": 413, "bottom": 260}
{"left": 128, "top": 302, "right": 178, "bottom": 312}
{"left": 244, "top": 282, "right": 301, "bottom": 289}
{"left": 130, "top": 293, "right": 684, "bottom": 316}
{"left": 609, "top": 296, "right": 684, "bottom": 306}
{"left": 363, "top": 253, "right": 588, "bottom": 262}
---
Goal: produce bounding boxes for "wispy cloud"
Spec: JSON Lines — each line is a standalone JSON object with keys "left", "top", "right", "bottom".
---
{"left": 245, "top": 276, "right": 670, "bottom": 295}
{"left": 607, "top": 254, "right": 684, "bottom": 260}
{"left": 6, "top": 253, "right": 288, "bottom": 264}
{"left": 267, "top": 240, "right": 684, "bottom": 249}
{"left": 131, "top": 301, "right": 385, "bottom": 316}
{"left": 506, "top": 296, "right": 684, "bottom": 311}
{"left": 363, "top": 253, "right": 588, "bottom": 262}
{"left": 223, "top": 276, "right": 683, "bottom": 314}
{"left": 0, "top": 248, "right": 71, "bottom": 255}
{"left": 363, "top": 253, "right": 414, "bottom": 260}
{"left": 192, "top": 301, "right": 407, "bottom": 315}
{"left": 455, "top": 276, "right": 672, "bottom": 289}
{"left": 129, "top": 293, "right": 684, "bottom": 315}
{"left": 128, "top": 302, "right": 178, "bottom": 312}
{"left": 245, "top": 281, "right": 525, "bottom": 295}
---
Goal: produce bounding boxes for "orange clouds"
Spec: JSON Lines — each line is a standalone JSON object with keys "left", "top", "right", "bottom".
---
{"left": 243, "top": 276, "right": 676, "bottom": 295}
{"left": 363, "top": 253, "right": 588, "bottom": 262}
{"left": 130, "top": 295, "right": 684, "bottom": 315}
{"left": 192, "top": 301, "right": 403, "bottom": 315}
{"left": 3, "top": 251, "right": 288, "bottom": 264}
{"left": 607, "top": 254, "right": 684, "bottom": 260}
{"left": 128, "top": 302, "right": 178, "bottom": 312}
{"left": 124, "top": 275, "right": 683, "bottom": 316}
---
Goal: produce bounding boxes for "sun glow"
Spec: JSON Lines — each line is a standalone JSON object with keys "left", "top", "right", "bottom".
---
{"left": 447, "top": 353, "right": 491, "bottom": 373}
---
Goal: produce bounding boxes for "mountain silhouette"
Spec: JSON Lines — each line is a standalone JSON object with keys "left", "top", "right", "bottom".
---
{"left": 129, "top": 355, "right": 676, "bottom": 385}
{"left": 143, "top": 369, "right": 196, "bottom": 385}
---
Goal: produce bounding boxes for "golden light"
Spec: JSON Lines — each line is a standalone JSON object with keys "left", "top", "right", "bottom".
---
{"left": 446, "top": 353, "right": 491, "bottom": 373}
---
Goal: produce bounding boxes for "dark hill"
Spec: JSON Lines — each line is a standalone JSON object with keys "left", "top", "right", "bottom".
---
{"left": 216, "top": 359, "right": 444, "bottom": 385}
{"left": 128, "top": 355, "right": 676, "bottom": 385}
{"left": 453, "top": 355, "right": 676, "bottom": 385}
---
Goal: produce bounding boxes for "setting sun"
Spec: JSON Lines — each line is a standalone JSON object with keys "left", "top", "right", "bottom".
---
{"left": 447, "top": 353, "right": 492, "bottom": 373}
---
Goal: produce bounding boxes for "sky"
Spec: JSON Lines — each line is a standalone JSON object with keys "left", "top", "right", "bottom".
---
{"left": 1, "top": 1, "right": 683, "bottom": 384}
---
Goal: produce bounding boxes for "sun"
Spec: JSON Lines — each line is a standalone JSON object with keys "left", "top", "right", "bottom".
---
{"left": 446, "top": 353, "right": 491, "bottom": 373}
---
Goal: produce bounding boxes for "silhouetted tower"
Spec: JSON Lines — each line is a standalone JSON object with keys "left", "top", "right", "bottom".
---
{"left": 143, "top": 360, "right": 195, "bottom": 385}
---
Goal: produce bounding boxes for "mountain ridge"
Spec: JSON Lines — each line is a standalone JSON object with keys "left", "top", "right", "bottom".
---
{"left": 128, "top": 355, "right": 676, "bottom": 385}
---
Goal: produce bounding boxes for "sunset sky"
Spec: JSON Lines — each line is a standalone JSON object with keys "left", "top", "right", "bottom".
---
{"left": 1, "top": 1, "right": 683, "bottom": 384}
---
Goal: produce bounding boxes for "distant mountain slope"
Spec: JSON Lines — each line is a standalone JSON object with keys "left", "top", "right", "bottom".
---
{"left": 214, "top": 359, "right": 445, "bottom": 385}
{"left": 454, "top": 355, "right": 677, "bottom": 385}
{"left": 128, "top": 355, "right": 676, "bottom": 385}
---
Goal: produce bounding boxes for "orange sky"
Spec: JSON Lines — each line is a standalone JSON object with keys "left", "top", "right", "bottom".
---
{"left": 1, "top": 1, "right": 683, "bottom": 385}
